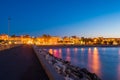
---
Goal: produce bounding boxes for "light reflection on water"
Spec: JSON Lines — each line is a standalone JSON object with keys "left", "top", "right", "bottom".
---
{"left": 73, "top": 48, "right": 78, "bottom": 64}
{"left": 47, "top": 47, "right": 120, "bottom": 80}
{"left": 49, "top": 49, "right": 53, "bottom": 55}
{"left": 118, "top": 62, "right": 120, "bottom": 80}
{"left": 58, "top": 49, "right": 62, "bottom": 59}
{"left": 66, "top": 48, "right": 71, "bottom": 62}
{"left": 118, "top": 49, "right": 120, "bottom": 80}
{"left": 92, "top": 48, "right": 101, "bottom": 77}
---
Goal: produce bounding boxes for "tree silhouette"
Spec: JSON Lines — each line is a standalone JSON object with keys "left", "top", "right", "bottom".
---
{"left": 42, "top": 34, "right": 51, "bottom": 44}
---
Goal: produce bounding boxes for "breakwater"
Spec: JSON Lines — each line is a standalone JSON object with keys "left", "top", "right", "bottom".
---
{"left": 33, "top": 45, "right": 101, "bottom": 80}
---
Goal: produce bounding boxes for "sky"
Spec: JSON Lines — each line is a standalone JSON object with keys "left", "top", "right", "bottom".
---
{"left": 0, "top": 0, "right": 120, "bottom": 37}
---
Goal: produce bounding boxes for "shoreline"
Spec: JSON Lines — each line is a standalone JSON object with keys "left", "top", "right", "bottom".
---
{"left": 37, "top": 44, "right": 120, "bottom": 48}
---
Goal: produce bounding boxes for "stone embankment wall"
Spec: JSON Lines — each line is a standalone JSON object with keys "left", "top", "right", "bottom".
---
{"left": 33, "top": 46, "right": 64, "bottom": 80}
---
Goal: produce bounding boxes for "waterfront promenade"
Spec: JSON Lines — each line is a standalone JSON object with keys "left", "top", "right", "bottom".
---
{"left": 0, "top": 45, "right": 49, "bottom": 80}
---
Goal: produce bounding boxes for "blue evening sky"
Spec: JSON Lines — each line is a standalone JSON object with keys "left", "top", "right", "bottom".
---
{"left": 0, "top": 0, "right": 120, "bottom": 37}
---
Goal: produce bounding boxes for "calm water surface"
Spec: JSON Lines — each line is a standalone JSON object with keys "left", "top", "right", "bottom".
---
{"left": 46, "top": 47, "right": 120, "bottom": 80}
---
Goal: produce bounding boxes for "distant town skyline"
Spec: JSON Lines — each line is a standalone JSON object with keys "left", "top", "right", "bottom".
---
{"left": 0, "top": 0, "right": 120, "bottom": 38}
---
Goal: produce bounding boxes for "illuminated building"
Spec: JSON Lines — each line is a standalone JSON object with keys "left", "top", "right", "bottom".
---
{"left": 9, "top": 35, "right": 22, "bottom": 44}
{"left": 22, "top": 35, "right": 33, "bottom": 44}
{"left": 49, "top": 36, "right": 62, "bottom": 45}
{"left": 0, "top": 34, "right": 8, "bottom": 41}
{"left": 1, "top": 34, "right": 120, "bottom": 46}
{"left": 63, "top": 36, "right": 73, "bottom": 44}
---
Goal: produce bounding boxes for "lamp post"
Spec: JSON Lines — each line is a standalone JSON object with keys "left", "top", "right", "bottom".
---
{"left": 8, "top": 17, "right": 11, "bottom": 47}
{"left": 8, "top": 17, "right": 11, "bottom": 37}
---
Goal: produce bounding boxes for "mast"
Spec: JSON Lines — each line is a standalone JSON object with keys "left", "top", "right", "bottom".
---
{"left": 8, "top": 17, "right": 11, "bottom": 36}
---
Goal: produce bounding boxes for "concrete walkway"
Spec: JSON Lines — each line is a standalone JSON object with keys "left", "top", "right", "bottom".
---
{"left": 0, "top": 45, "right": 49, "bottom": 80}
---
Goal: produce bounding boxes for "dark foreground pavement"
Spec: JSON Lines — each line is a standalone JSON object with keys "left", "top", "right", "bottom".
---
{"left": 0, "top": 45, "right": 49, "bottom": 80}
